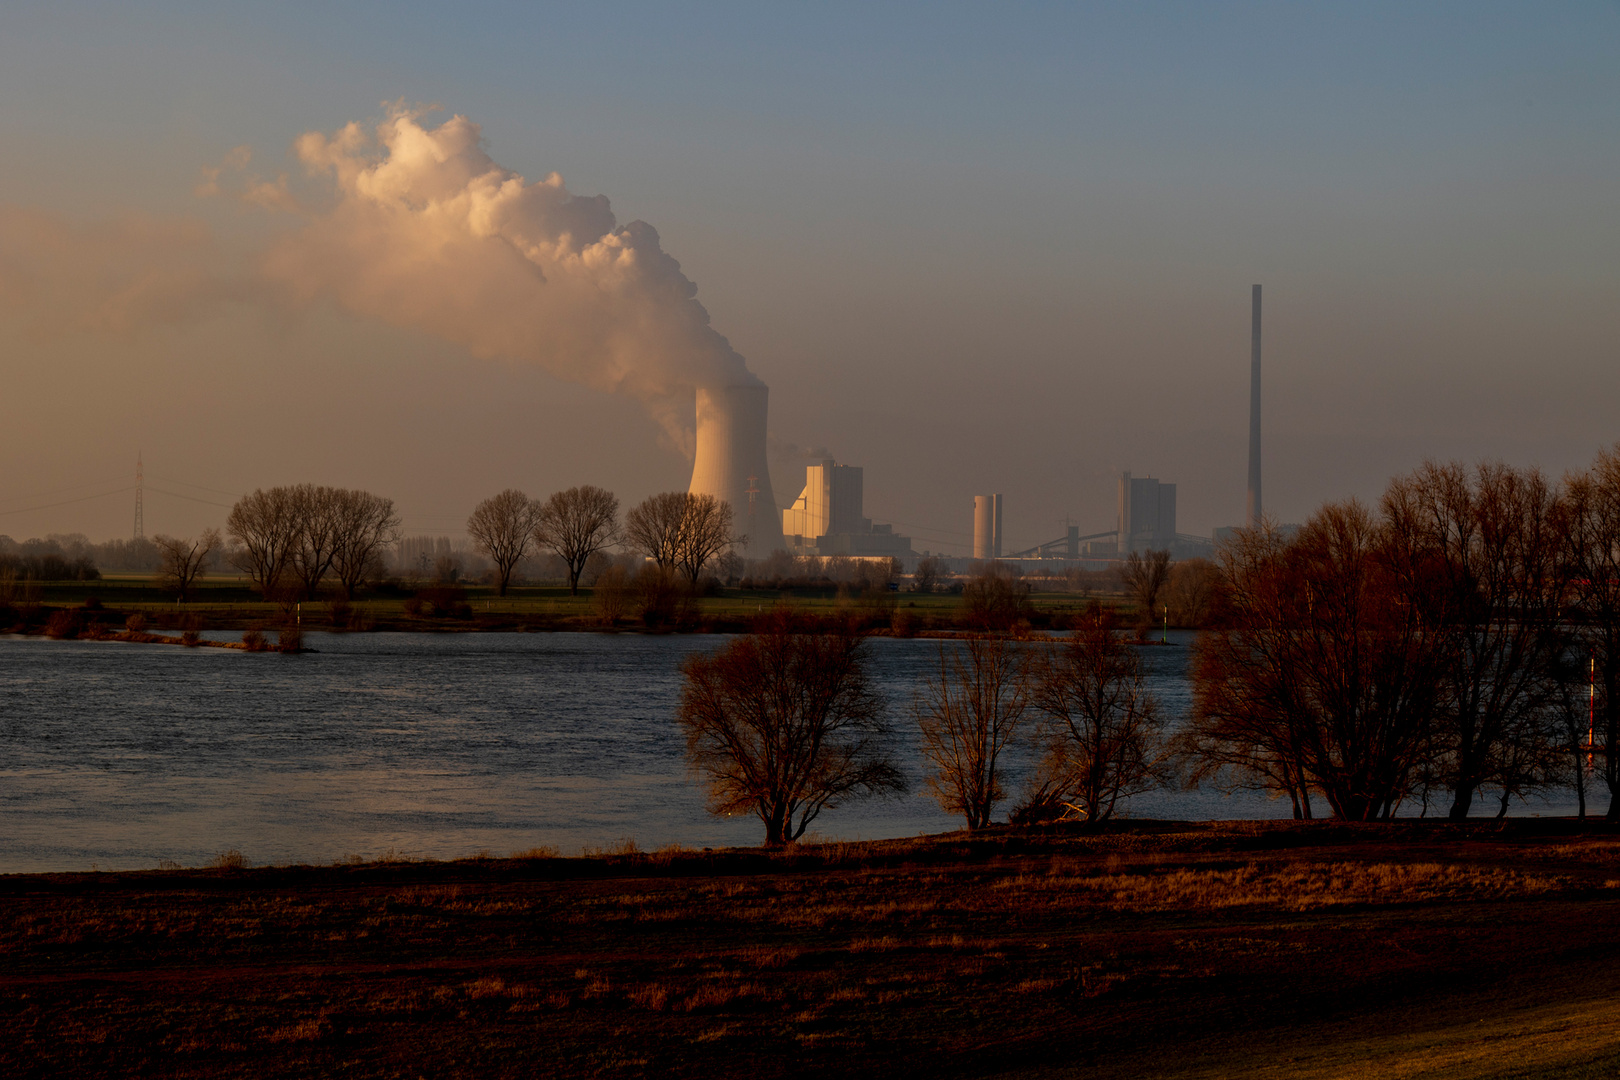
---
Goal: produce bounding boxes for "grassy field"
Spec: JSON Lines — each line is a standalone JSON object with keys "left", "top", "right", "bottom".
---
{"left": 8, "top": 574, "right": 1128, "bottom": 634}
{"left": 6, "top": 822, "right": 1620, "bottom": 1078}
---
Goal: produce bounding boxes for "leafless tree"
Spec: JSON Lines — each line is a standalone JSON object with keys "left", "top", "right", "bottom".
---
{"left": 1382, "top": 461, "right": 1573, "bottom": 819}
{"left": 466, "top": 489, "right": 540, "bottom": 596}
{"left": 1164, "top": 557, "right": 1218, "bottom": 627}
{"left": 226, "top": 487, "right": 302, "bottom": 597}
{"left": 914, "top": 635, "right": 1029, "bottom": 829}
{"left": 1120, "top": 548, "right": 1172, "bottom": 636}
{"left": 678, "top": 608, "right": 906, "bottom": 846}
{"left": 1021, "top": 602, "right": 1170, "bottom": 823}
{"left": 1564, "top": 445, "right": 1620, "bottom": 819}
{"left": 1186, "top": 503, "right": 1444, "bottom": 821}
{"left": 329, "top": 490, "right": 401, "bottom": 600}
{"left": 153, "top": 529, "right": 221, "bottom": 602}
{"left": 676, "top": 493, "right": 738, "bottom": 584}
{"left": 625, "top": 492, "right": 690, "bottom": 573}
{"left": 288, "top": 485, "right": 343, "bottom": 600}
{"left": 912, "top": 555, "right": 946, "bottom": 594}
{"left": 534, "top": 485, "right": 620, "bottom": 595}
{"left": 962, "top": 566, "right": 1031, "bottom": 631}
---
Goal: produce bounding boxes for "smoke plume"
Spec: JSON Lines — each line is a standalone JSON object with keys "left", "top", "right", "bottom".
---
{"left": 253, "top": 106, "right": 758, "bottom": 448}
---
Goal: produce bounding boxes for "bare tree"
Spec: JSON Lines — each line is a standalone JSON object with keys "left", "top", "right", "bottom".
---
{"left": 912, "top": 555, "right": 946, "bottom": 594}
{"left": 1186, "top": 503, "right": 1444, "bottom": 821}
{"left": 288, "top": 484, "right": 343, "bottom": 600}
{"left": 625, "top": 492, "right": 690, "bottom": 573}
{"left": 330, "top": 490, "right": 401, "bottom": 600}
{"left": 914, "top": 635, "right": 1029, "bottom": 829}
{"left": 676, "top": 493, "right": 737, "bottom": 584}
{"left": 1023, "top": 602, "right": 1170, "bottom": 823}
{"left": 1382, "top": 461, "right": 1573, "bottom": 819}
{"left": 678, "top": 608, "right": 907, "bottom": 846}
{"left": 534, "top": 485, "right": 620, "bottom": 596}
{"left": 1120, "top": 549, "right": 1172, "bottom": 636}
{"left": 153, "top": 530, "right": 221, "bottom": 603}
{"left": 226, "top": 487, "right": 302, "bottom": 597}
{"left": 961, "top": 566, "right": 1031, "bottom": 631}
{"left": 1563, "top": 445, "right": 1620, "bottom": 819}
{"left": 466, "top": 489, "right": 540, "bottom": 596}
{"left": 1164, "top": 557, "right": 1218, "bottom": 627}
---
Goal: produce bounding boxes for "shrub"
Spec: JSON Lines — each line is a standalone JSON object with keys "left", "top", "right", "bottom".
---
{"left": 277, "top": 627, "right": 303, "bottom": 653}
{"left": 181, "top": 630, "right": 201, "bottom": 647}
{"left": 241, "top": 628, "right": 267, "bottom": 651}
{"left": 45, "top": 610, "right": 81, "bottom": 639}
{"left": 82, "top": 596, "right": 102, "bottom": 611}
{"left": 125, "top": 613, "right": 149, "bottom": 633}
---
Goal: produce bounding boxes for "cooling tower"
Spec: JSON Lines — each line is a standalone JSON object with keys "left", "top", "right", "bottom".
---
{"left": 973, "top": 494, "right": 1002, "bottom": 560}
{"left": 688, "top": 384, "right": 784, "bottom": 557}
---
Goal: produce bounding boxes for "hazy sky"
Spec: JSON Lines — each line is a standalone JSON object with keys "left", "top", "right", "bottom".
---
{"left": 1, "top": 2, "right": 1616, "bottom": 555}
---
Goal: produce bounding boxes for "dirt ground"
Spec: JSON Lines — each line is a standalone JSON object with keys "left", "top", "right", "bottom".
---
{"left": 5, "top": 821, "right": 1620, "bottom": 1079}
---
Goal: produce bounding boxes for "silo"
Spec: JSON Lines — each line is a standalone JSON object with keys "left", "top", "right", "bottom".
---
{"left": 687, "top": 383, "right": 784, "bottom": 557}
{"left": 973, "top": 494, "right": 1002, "bottom": 560}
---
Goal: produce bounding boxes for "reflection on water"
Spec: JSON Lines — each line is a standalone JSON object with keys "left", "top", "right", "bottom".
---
{"left": 2, "top": 629, "right": 1574, "bottom": 873}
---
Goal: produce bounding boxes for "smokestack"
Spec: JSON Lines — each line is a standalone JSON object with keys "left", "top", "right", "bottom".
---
{"left": 688, "top": 384, "right": 784, "bottom": 557}
{"left": 973, "top": 494, "right": 1002, "bottom": 560}
{"left": 1246, "top": 284, "right": 1262, "bottom": 528}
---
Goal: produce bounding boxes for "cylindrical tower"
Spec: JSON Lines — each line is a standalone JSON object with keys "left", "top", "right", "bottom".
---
{"left": 973, "top": 494, "right": 1002, "bottom": 560}
{"left": 688, "top": 383, "right": 784, "bottom": 557}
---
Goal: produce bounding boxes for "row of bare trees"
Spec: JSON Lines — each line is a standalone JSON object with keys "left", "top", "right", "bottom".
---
{"left": 225, "top": 485, "right": 401, "bottom": 601}
{"left": 465, "top": 486, "right": 623, "bottom": 597}
{"left": 1188, "top": 449, "right": 1620, "bottom": 821}
{"left": 679, "top": 601, "right": 1168, "bottom": 845}
{"left": 465, "top": 487, "right": 738, "bottom": 597}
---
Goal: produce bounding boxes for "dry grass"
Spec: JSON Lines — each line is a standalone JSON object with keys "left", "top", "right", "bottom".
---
{"left": 992, "top": 860, "right": 1568, "bottom": 912}
{"left": 3, "top": 824, "right": 1618, "bottom": 1079}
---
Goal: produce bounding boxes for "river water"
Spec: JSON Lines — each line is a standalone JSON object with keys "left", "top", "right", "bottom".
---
{"left": 0, "top": 630, "right": 1584, "bottom": 872}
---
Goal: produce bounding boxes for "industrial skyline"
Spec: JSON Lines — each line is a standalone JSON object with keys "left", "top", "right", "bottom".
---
{"left": 1, "top": 5, "right": 1616, "bottom": 555}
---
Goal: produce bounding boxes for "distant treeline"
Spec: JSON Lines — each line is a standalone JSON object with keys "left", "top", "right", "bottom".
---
{"left": 0, "top": 534, "right": 114, "bottom": 580}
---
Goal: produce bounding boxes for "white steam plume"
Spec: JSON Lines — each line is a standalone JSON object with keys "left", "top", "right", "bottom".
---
{"left": 251, "top": 106, "right": 758, "bottom": 449}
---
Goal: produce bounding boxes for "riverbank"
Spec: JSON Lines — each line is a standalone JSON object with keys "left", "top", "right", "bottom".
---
{"left": 0, "top": 578, "right": 1138, "bottom": 638}
{"left": 6, "top": 820, "right": 1620, "bottom": 1078}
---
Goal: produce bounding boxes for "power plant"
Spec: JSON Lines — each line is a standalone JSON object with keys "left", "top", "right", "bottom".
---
{"left": 972, "top": 495, "right": 1002, "bottom": 560}
{"left": 1117, "top": 473, "right": 1177, "bottom": 554}
{"left": 686, "top": 383, "right": 784, "bottom": 558}
{"left": 781, "top": 459, "right": 912, "bottom": 559}
{"left": 684, "top": 286, "right": 1265, "bottom": 567}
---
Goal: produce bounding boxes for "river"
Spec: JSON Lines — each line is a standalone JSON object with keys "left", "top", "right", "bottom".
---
{"left": 0, "top": 630, "right": 1582, "bottom": 872}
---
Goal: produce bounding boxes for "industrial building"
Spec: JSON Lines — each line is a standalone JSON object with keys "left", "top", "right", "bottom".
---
{"left": 781, "top": 459, "right": 913, "bottom": 559}
{"left": 686, "top": 383, "right": 785, "bottom": 557}
{"left": 1118, "top": 472, "right": 1177, "bottom": 554}
{"left": 972, "top": 494, "right": 1003, "bottom": 560}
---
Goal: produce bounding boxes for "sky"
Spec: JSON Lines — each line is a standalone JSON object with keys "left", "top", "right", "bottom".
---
{"left": 0, "top": 1, "right": 1616, "bottom": 555}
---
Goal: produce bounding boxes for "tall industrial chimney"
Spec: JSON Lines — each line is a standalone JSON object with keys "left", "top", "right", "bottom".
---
{"left": 688, "top": 383, "right": 784, "bottom": 557}
{"left": 1246, "top": 284, "right": 1262, "bottom": 528}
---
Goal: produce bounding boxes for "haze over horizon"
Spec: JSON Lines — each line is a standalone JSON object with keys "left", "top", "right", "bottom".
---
{"left": 2, "top": 2, "right": 1616, "bottom": 556}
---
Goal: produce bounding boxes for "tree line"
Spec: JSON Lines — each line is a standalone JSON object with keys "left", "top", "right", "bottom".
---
{"left": 678, "top": 601, "right": 1168, "bottom": 845}
{"left": 1189, "top": 451, "right": 1620, "bottom": 822}
{"left": 676, "top": 447, "right": 1620, "bottom": 844}
{"left": 463, "top": 487, "right": 738, "bottom": 597}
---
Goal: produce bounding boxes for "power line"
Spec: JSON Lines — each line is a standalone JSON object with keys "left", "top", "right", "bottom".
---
{"left": 143, "top": 485, "right": 236, "bottom": 510}
{"left": 0, "top": 475, "right": 131, "bottom": 510}
{"left": 0, "top": 486, "right": 135, "bottom": 518}
{"left": 146, "top": 474, "right": 243, "bottom": 499}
